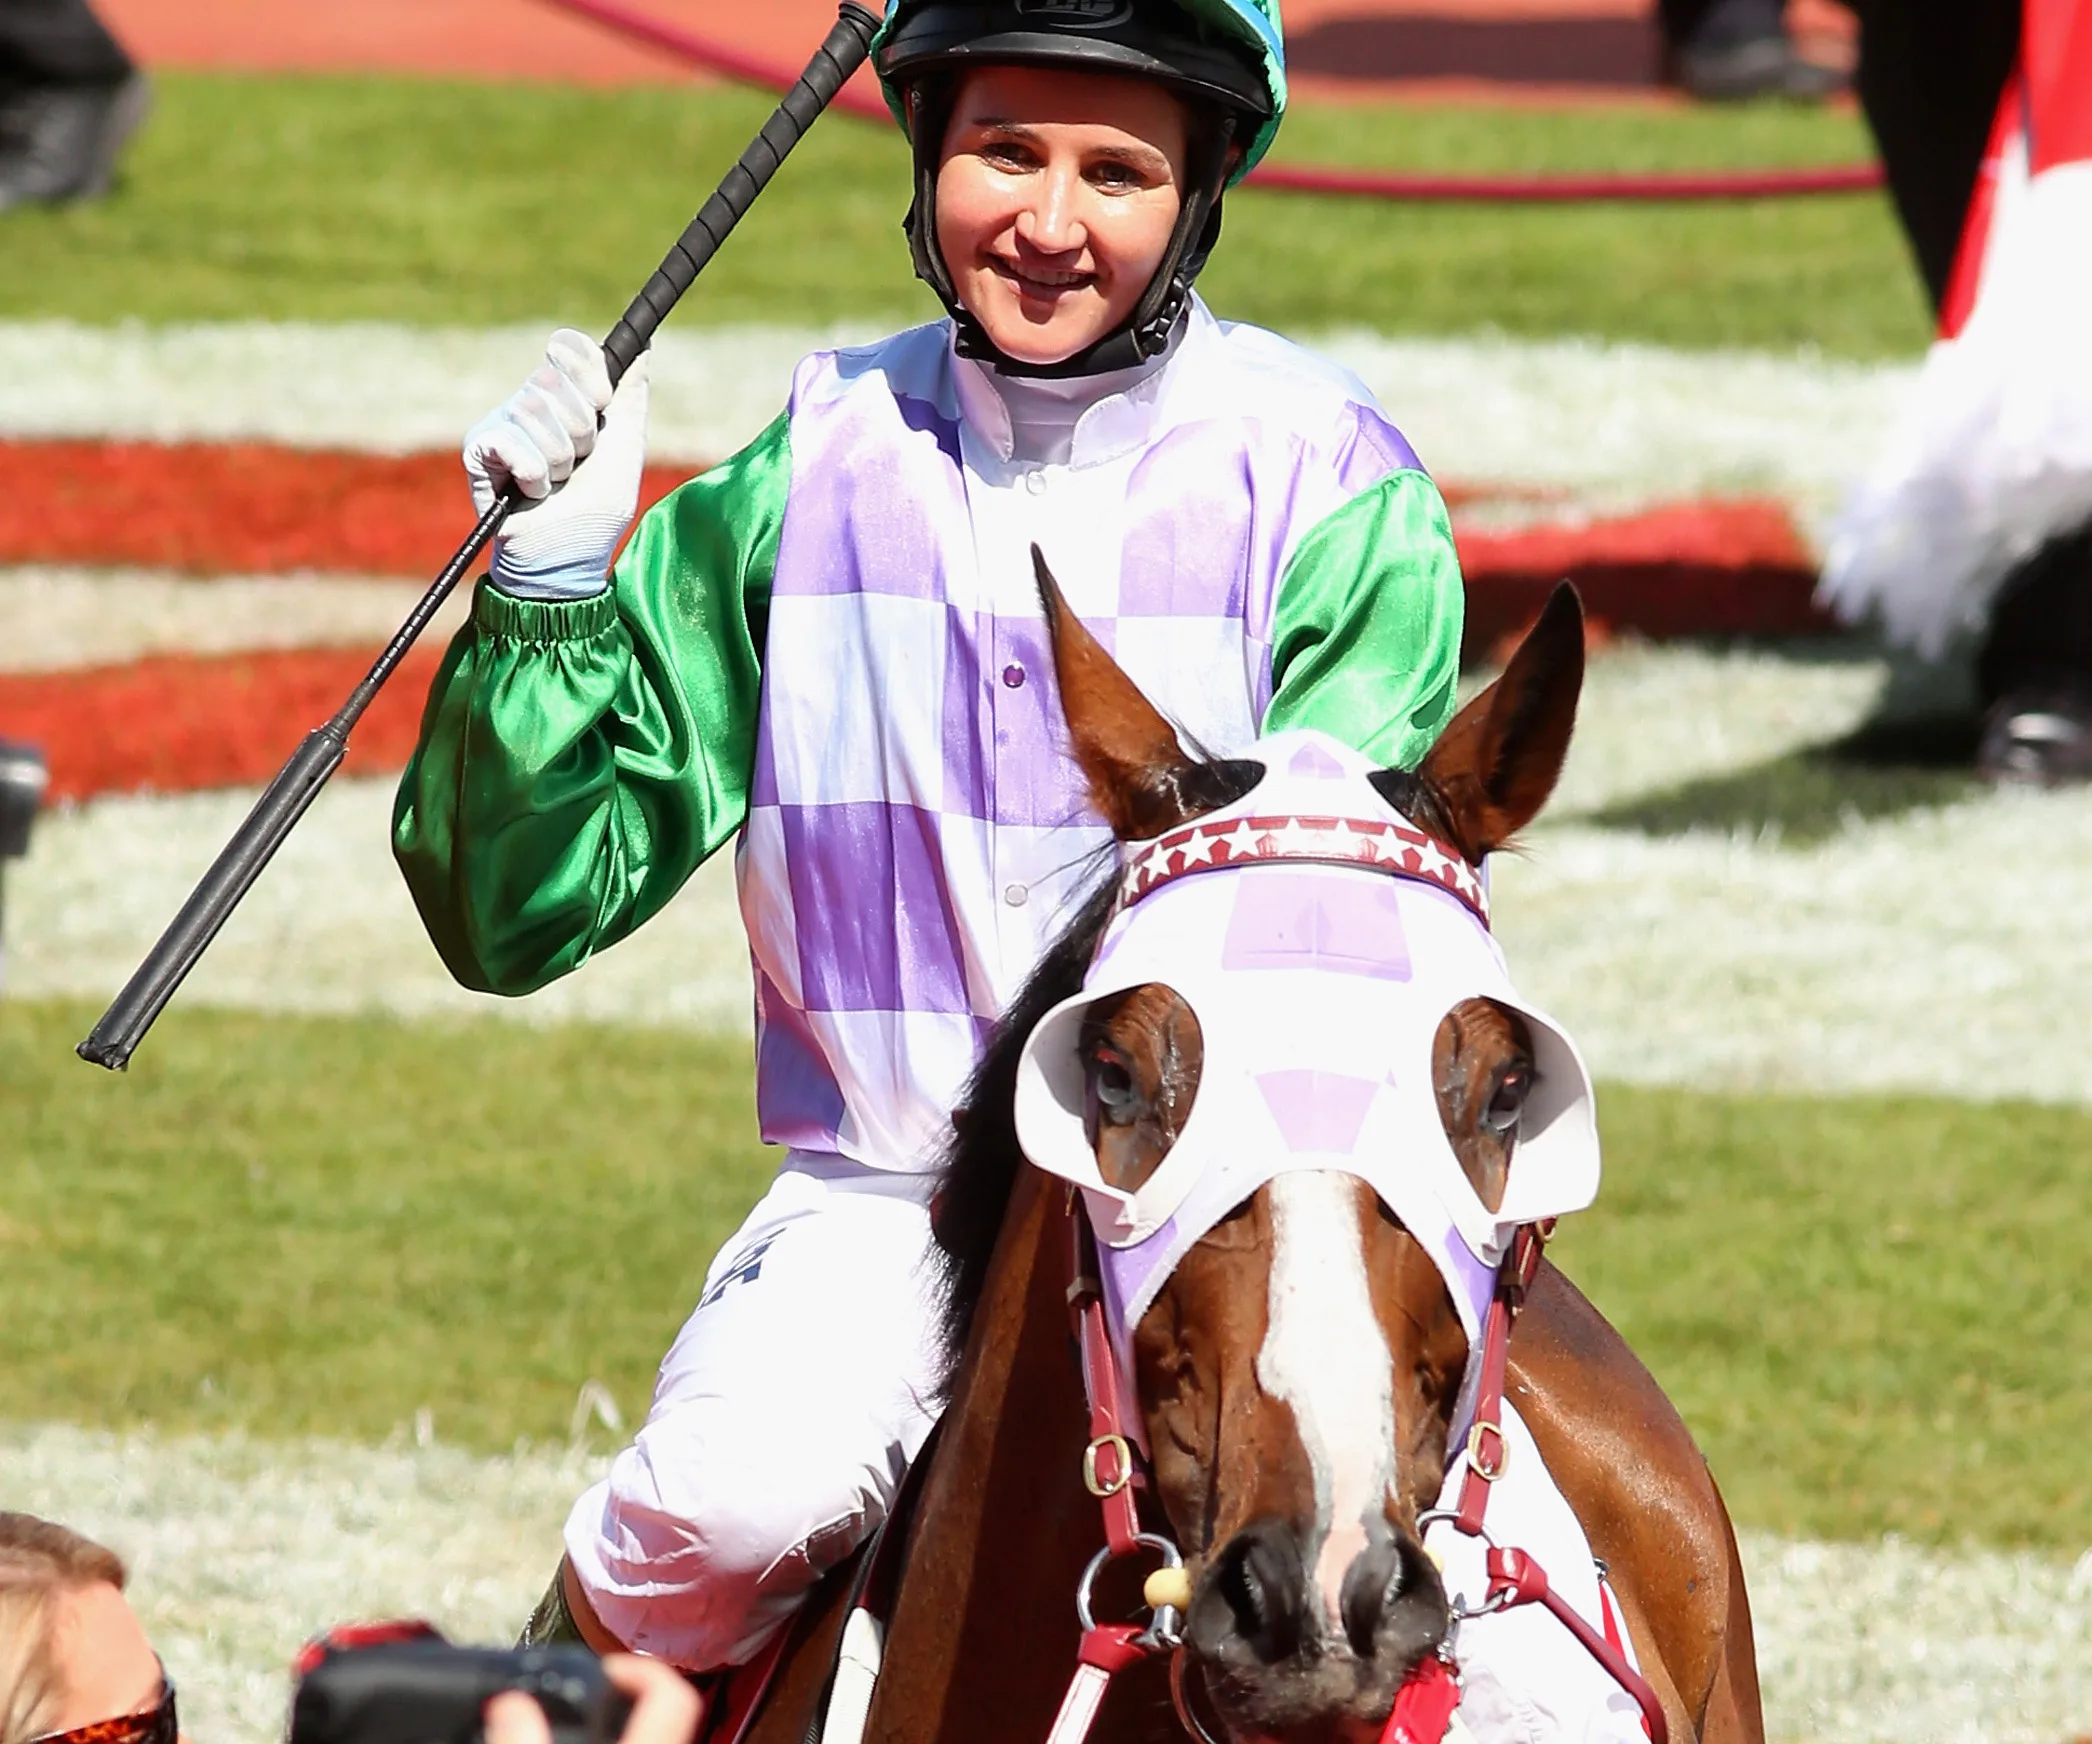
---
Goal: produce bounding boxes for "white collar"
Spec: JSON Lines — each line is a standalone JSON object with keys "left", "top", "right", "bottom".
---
{"left": 949, "top": 296, "right": 1213, "bottom": 469}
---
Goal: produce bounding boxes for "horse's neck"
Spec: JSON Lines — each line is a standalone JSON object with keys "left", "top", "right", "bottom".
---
{"left": 868, "top": 1168, "right": 1171, "bottom": 1743}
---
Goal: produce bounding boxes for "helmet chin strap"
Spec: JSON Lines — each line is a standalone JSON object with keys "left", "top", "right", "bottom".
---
{"left": 903, "top": 83, "right": 1235, "bottom": 380}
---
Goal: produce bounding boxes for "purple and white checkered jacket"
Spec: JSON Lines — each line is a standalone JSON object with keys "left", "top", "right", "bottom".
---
{"left": 738, "top": 299, "right": 1453, "bottom": 1171}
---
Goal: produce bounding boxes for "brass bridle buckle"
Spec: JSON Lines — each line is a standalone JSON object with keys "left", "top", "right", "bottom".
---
{"left": 1084, "top": 1432, "right": 1134, "bottom": 1499}
{"left": 1465, "top": 1416, "right": 1509, "bottom": 1484}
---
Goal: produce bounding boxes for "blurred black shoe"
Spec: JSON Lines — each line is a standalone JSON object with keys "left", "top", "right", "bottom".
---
{"left": 0, "top": 71, "right": 149, "bottom": 211}
{"left": 1673, "top": 34, "right": 1847, "bottom": 101}
{"left": 1976, "top": 688, "right": 2092, "bottom": 787}
{"left": 1975, "top": 520, "right": 2092, "bottom": 785}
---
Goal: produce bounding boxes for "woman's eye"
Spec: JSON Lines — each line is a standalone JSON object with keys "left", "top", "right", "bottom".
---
{"left": 1481, "top": 1069, "right": 1529, "bottom": 1138}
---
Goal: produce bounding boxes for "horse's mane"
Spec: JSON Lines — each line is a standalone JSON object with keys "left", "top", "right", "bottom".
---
{"left": 927, "top": 871, "right": 1120, "bottom": 1393}
{"left": 928, "top": 753, "right": 1269, "bottom": 1390}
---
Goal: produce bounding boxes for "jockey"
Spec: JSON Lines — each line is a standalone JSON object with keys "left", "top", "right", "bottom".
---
{"left": 394, "top": 0, "right": 1465, "bottom": 1673}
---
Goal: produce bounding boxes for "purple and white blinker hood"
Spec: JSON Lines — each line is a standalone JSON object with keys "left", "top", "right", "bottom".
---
{"left": 1013, "top": 729, "right": 1600, "bottom": 1443}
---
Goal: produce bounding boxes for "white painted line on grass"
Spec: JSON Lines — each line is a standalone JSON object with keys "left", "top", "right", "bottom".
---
{"left": 5, "top": 1423, "right": 2085, "bottom": 1744}
{"left": 1495, "top": 785, "right": 2092, "bottom": 1105}
{"left": 0, "top": 566, "right": 469, "bottom": 671}
{"left": 0, "top": 321, "right": 1916, "bottom": 534}
{"left": 11, "top": 645, "right": 2080, "bottom": 1105}
{"left": 4, "top": 778, "right": 754, "bottom": 1031}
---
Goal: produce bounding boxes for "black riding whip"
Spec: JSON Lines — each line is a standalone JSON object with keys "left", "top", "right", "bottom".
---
{"left": 76, "top": 1, "right": 883, "bottom": 1071}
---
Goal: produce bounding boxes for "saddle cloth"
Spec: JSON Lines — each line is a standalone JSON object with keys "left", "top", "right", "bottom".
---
{"left": 1425, "top": 1402, "right": 1651, "bottom": 1744}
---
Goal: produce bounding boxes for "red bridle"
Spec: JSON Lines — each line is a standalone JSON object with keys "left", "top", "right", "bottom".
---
{"left": 1045, "top": 1197, "right": 1669, "bottom": 1744}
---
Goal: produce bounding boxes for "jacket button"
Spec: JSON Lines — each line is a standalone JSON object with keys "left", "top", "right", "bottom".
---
{"left": 1024, "top": 470, "right": 1047, "bottom": 496}
{"left": 1004, "top": 882, "right": 1029, "bottom": 907}
{"left": 1001, "top": 663, "right": 1026, "bottom": 688}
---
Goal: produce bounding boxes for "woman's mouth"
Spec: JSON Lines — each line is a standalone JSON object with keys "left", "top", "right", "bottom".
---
{"left": 992, "top": 258, "right": 1096, "bottom": 301}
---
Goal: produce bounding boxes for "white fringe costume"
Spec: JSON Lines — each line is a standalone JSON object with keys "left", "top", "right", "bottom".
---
{"left": 1819, "top": 0, "right": 2092, "bottom": 657}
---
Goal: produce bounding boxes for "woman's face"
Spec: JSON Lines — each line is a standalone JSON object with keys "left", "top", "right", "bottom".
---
{"left": 44, "top": 1580, "right": 172, "bottom": 1738}
{"left": 935, "top": 65, "right": 1189, "bottom": 367}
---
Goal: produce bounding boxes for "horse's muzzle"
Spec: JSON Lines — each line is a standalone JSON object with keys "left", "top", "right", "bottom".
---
{"left": 1183, "top": 1516, "right": 1451, "bottom": 1742}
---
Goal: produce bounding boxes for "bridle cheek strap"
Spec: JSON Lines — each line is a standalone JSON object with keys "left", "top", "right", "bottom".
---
{"left": 1441, "top": 1221, "right": 1671, "bottom": 1744}
{"left": 1455, "top": 1221, "right": 1549, "bottom": 1535}
{"left": 1042, "top": 1192, "right": 1183, "bottom": 1744}
{"left": 1068, "top": 1200, "right": 1143, "bottom": 1556}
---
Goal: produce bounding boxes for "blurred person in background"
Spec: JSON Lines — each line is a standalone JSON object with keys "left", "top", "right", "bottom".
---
{"left": 1658, "top": 0, "right": 1846, "bottom": 98}
{"left": 0, "top": 1513, "right": 181, "bottom": 1744}
{"left": 0, "top": 0, "right": 147, "bottom": 210}
{"left": 1822, "top": 0, "right": 2092, "bottom": 783}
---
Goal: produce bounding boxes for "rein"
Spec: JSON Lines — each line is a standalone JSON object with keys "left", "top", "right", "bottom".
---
{"left": 1043, "top": 1197, "right": 1670, "bottom": 1744}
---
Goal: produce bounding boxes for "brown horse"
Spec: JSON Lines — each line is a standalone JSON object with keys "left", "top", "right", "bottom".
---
{"left": 741, "top": 577, "right": 1762, "bottom": 1744}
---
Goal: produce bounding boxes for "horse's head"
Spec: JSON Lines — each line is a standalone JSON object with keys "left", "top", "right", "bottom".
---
{"left": 1014, "top": 552, "right": 1592, "bottom": 1743}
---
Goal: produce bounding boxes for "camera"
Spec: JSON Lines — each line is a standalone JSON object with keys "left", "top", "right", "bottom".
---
{"left": 289, "top": 1643, "right": 634, "bottom": 1744}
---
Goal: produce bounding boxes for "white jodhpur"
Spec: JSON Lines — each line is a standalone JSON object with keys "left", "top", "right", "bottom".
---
{"left": 1425, "top": 1404, "right": 1650, "bottom": 1744}
{"left": 562, "top": 1152, "right": 945, "bottom": 1669}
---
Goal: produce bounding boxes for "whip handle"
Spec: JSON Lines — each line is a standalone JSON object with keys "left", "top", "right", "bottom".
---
{"left": 602, "top": 2, "right": 881, "bottom": 382}
{"left": 75, "top": 2, "right": 881, "bottom": 1071}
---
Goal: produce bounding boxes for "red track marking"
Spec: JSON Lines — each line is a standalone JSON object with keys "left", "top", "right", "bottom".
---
{"left": 1, "top": 645, "right": 448, "bottom": 804}
{"left": 0, "top": 436, "right": 1829, "bottom": 801}
{"left": 0, "top": 436, "right": 1820, "bottom": 609}
{"left": 0, "top": 439, "right": 688, "bottom": 576}
{"left": 95, "top": 0, "right": 1851, "bottom": 104}
{"left": 1457, "top": 498, "right": 1828, "bottom": 656}
{"left": 11, "top": 525, "right": 1824, "bottom": 804}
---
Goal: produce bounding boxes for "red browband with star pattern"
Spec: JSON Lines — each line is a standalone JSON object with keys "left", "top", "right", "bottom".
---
{"left": 1118, "top": 813, "right": 1490, "bottom": 929}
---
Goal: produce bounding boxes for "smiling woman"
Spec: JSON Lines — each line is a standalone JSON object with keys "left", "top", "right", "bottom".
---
{"left": 934, "top": 66, "right": 1189, "bottom": 366}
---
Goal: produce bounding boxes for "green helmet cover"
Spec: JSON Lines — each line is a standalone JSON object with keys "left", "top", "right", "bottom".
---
{"left": 873, "top": 0, "right": 1288, "bottom": 180}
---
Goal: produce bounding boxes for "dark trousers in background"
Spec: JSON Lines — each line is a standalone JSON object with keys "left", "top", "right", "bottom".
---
{"left": 1851, "top": 0, "right": 2021, "bottom": 309}
{"left": 0, "top": 0, "right": 132, "bottom": 88}
{"left": 1657, "top": 0, "right": 1788, "bottom": 50}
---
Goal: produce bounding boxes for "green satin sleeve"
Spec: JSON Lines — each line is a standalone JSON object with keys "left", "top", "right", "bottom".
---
{"left": 1263, "top": 469, "right": 1465, "bottom": 769}
{"left": 392, "top": 409, "right": 792, "bottom": 995}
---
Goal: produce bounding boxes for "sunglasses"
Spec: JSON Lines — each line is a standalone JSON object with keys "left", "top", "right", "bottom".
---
{"left": 32, "top": 1660, "right": 178, "bottom": 1744}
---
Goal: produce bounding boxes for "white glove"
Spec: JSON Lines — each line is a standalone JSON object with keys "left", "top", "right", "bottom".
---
{"left": 464, "top": 329, "right": 650, "bottom": 600}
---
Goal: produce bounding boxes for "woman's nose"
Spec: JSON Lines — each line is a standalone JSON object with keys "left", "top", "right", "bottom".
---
{"left": 1015, "top": 168, "right": 1085, "bottom": 253}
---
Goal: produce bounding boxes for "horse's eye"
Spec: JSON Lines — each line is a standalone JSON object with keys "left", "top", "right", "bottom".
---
{"left": 1481, "top": 1067, "right": 1530, "bottom": 1138}
{"left": 1088, "top": 1052, "right": 1141, "bottom": 1122}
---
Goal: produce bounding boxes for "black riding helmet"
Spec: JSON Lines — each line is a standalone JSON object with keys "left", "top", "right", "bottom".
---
{"left": 873, "top": 0, "right": 1283, "bottom": 377}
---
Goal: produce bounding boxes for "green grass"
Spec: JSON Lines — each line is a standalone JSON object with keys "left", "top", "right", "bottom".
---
{"left": 5, "top": 998, "right": 2087, "bottom": 1549}
{"left": 1556, "top": 1085, "right": 2092, "bottom": 1549}
{"left": 0, "top": 1000, "right": 776, "bottom": 1453}
{"left": 1594, "top": 711, "right": 1983, "bottom": 844}
{"left": 0, "top": 72, "right": 1930, "bottom": 355}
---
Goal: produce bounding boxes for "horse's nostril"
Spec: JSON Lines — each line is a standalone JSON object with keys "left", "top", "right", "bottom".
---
{"left": 1194, "top": 1519, "right": 1309, "bottom": 1665}
{"left": 1339, "top": 1531, "right": 1401, "bottom": 1656}
{"left": 1341, "top": 1528, "right": 1446, "bottom": 1661}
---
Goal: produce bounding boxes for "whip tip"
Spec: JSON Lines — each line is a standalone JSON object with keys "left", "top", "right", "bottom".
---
{"left": 75, "top": 1031, "right": 132, "bottom": 1072}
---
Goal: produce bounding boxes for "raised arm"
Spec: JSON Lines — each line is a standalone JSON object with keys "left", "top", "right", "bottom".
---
{"left": 393, "top": 331, "right": 791, "bottom": 995}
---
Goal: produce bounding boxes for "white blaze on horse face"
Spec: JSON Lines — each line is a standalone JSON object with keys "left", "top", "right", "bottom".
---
{"left": 1254, "top": 1171, "right": 1395, "bottom": 1635}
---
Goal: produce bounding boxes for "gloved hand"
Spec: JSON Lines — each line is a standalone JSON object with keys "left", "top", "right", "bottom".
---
{"left": 464, "top": 329, "right": 650, "bottom": 600}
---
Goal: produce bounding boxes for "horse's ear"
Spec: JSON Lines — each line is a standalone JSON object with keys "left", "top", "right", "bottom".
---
{"left": 1413, "top": 583, "right": 1584, "bottom": 863}
{"left": 1035, "top": 545, "right": 1210, "bottom": 841}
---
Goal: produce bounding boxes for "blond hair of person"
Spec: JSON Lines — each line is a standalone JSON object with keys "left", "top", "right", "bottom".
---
{"left": 0, "top": 1515, "right": 128, "bottom": 1744}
